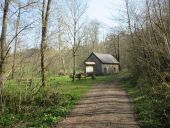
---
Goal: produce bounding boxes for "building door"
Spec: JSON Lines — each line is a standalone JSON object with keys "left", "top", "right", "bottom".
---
{"left": 104, "top": 67, "right": 107, "bottom": 74}
{"left": 113, "top": 67, "right": 116, "bottom": 73}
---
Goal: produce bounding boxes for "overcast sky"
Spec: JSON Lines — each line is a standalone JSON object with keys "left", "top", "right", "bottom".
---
{"left": 87, "top": 0, "right": 124, "bottom": 28}
{"left": 86, "top": 0, "right": 124, "bottom": 40}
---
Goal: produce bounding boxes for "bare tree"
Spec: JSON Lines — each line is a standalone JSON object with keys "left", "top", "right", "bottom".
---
{"left": 40, "top": 0, "right": 52, "bottom": 86}
{"left": 120, "top": 0, "right": 170, "bottom": 126}
{"left": 65, "top": 0, "right": 87, "bottom": 82}
{"left": 88, "top": 20, "right": 100, "bottom": 51}
{"left": 125, "top": 0, "right": 135, "bottom": 45}
{"left": 11, "top": 2, "right": 21, "bottom": 79}
{"left": 56, "top": 3, "right": 67, "bottom": 75}
{"left": 0, "top": 0, "right": 11, "bottom": 97}
{"left": 11, "top": 0, "right": 37, "bottom": 79}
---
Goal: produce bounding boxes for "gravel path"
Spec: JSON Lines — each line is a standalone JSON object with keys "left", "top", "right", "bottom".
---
{"left": 56, "top": 80, "right": 139, "bottom": 128}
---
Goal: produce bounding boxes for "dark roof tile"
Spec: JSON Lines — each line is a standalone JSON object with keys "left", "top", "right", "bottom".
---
{"left": 93, "top": 52, "right": 119, "bottom": 64}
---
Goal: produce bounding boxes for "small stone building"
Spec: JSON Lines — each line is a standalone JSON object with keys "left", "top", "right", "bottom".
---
{"left": 85, "top": 52, "right": 119, "bottom": 75}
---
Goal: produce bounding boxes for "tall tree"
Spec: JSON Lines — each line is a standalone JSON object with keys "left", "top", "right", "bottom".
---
{"left": 11, "top": 0, "right": 37, "bottom": 79}
{"left": 40, "top": 0, "right": 52, "bottom": 86}
{"left": 56, "top": 3, "right": 67, "bottom": 75}
{"left": 88, "top": 20, "right": 100, "bottom": 51}
{"left": 0, "top": 0, "right": 11, "bottom": 97}
{"left": 65, "top": 0, "right": 87, "bottom": 82}
{"left": 11, "top": 1, "right": 21, "bottom": 79}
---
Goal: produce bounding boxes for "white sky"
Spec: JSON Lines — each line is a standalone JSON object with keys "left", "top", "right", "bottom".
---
{"left": 86, "top": 0, "right": 124, "bottom": 40}
{"left": 87, "top": 0, "right": 124, "bottom": 28}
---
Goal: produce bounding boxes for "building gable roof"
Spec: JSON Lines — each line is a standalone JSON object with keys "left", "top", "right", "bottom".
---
{"left": 93, "top": 52, "right": 119, "bottom": 64}
{"left": 85, "top": 52, "right": 119, "bottom": 64}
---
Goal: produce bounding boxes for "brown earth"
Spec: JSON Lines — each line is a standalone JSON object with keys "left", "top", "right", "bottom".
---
{"left": 55, "top": 80, "right": 140, "bottom": 128}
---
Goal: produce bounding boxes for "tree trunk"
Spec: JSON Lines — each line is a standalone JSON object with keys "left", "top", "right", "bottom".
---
{"left": 72, "top": 20, "right": 77, "bottom": 82}
{"left": 40, "top": 0, "right": 51, "bottom": 87}
{"left": 73, "top": 53, "right": 76, "bottom": 82}
{"left": 72, "top": 34, "right": 76, "bottom": 82}
{"left": 62, "top": 56, "right": 67, "bottom": 74}
{"left": 0, "top": 0, "right": 10, "bottom": 97}
{"left": 117, "top": 34, "right": 120, "bottom": 71}
{"left": 11, "top": 4, "right": 21, "bottom": 79}
{"left": 58, "top": 23, "right": 66, "bottom": 74}
{"left": 125, "top": 0, "right": 134, "bottom": 44}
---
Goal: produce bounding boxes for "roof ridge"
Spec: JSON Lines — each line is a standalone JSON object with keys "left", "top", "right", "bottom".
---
{"left": 93, "top": 52, "right": 112, "bottom": 55}
{"left": 91, "top": 52, "right": 119, "bottom": 64}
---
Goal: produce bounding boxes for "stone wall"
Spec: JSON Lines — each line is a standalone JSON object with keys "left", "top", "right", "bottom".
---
{"left": 102, "top": 64, "right": 119, "bottom": 75}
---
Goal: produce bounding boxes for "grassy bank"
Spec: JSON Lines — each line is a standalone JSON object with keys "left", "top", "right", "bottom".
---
{"left": 0, "top": 75, "right": 114, "bottom": 128}
{"left": 119, "top": 72, "right": 170, "bottom": 128}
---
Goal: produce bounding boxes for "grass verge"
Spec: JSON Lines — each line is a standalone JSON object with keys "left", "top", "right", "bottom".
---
{"left": 0, "top": 75, "right": 114, "bottom": 128}
{"left": 118, "top": 72, "right": 169, "bottom": 128}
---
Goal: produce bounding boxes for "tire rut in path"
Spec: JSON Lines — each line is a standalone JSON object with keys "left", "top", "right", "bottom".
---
{"left": 56, "top": 81, "right": 139, "bottom": 128}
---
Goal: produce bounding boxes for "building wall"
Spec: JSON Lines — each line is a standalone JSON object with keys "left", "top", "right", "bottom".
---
{"left": 86, "top": 54, "right": 103, "bottom": 75}
{"left": 102, "top": 64, "right": 119, "bottom": 74}
{"left": 86, "top": 54, "right": 119, "bottom": 75}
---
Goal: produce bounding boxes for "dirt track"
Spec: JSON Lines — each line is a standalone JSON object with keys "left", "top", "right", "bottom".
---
{"left": 56, "top": 80, "right": 139, "bottom": 128}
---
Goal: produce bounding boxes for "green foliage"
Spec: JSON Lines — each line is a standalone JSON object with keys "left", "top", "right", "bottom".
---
{"left": 120, "top": 72, "right": 170, "bottom": 128}
{"left": 0, "top": 114, "right": 17, "bottom": 127}
{"left": 0, "top": 75, "right": 113, "bottom": 128}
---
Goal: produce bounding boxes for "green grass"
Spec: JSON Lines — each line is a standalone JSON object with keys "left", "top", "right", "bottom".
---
{"left": 118, "top": 72, "right": 168, "bottom": 128}
{"left": 2, "top": 73, "right": 167, "bottom": 128}
{"left": 0, "top": 75, "right": 114, "bottom": 128}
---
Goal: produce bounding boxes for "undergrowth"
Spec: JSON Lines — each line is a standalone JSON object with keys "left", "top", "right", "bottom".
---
{"left": 119, "top": 72, "right": 170, "bottom": 128}
{"left": 0, "top": 75, "right": 114, "bottom": 128}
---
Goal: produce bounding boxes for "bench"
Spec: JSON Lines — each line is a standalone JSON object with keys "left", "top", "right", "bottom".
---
{"left": 70, "top": 73, "right": 86, "bottom": 80}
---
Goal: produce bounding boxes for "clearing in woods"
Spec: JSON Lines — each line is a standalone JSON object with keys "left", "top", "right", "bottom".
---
{"left": 56, "top": 80, "right": 139, "bottom": 128}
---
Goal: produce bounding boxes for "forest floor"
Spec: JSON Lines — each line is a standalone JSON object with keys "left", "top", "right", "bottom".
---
{"left": 56, "top": 79, "right": 140, "bottom": 128}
